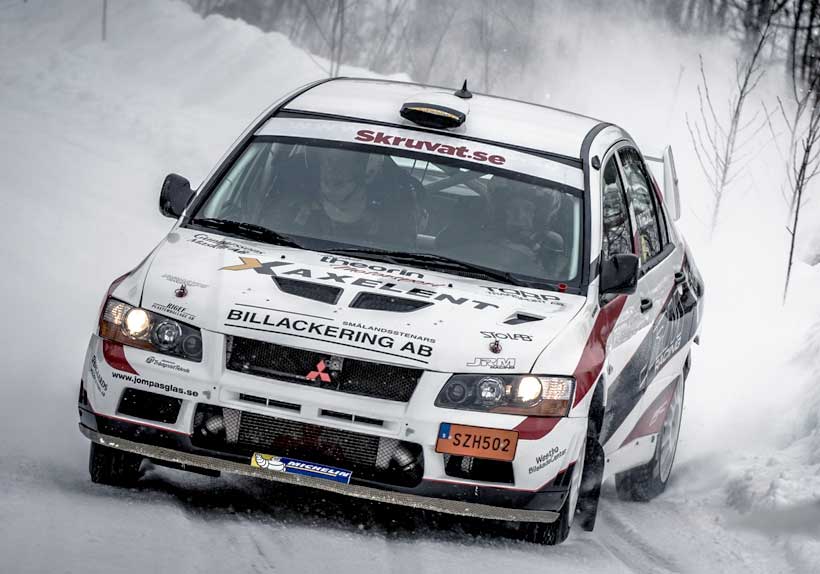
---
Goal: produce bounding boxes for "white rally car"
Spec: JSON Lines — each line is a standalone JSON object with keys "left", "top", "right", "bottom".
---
{"left": 78, "top": 78, "right": 704, "bottom": 544}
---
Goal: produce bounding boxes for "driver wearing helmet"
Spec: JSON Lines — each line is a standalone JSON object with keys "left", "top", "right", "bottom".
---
{"left": 270, "top": 145, "right": 418, "bottom": 248}
{"left": 489, "top": 178, "right": 568, "bottom": 278}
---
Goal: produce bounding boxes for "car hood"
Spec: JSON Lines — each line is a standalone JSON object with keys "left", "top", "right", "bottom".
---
{"left": 139, "top": 229, "right": 586, "bottom": 373}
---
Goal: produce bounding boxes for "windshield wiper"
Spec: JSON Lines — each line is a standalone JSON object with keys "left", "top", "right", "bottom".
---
{"left": 323, "top": 247, "right": 524, "bottom": 286}
{"left": 190, "top": 218, "right": 302, "bottom": 249}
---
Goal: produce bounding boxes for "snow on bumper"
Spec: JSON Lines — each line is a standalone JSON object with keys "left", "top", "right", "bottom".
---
{"left": 79, "top": 333, "right": 586, "bottom": 518}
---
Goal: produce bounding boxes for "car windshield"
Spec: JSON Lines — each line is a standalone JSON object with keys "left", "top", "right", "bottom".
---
{"left": 190, "top": 137, "right": 583, "bottom": 286}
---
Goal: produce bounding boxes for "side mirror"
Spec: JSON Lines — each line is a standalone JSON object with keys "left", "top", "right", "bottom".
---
{"left": 159, "top": 173, "right": 194, "bottom": 219}
{"left": 600, "top": 253, "right": 640, "bottom": 295}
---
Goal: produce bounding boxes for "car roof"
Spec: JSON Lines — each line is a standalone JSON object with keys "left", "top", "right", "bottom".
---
{"left": 277, "top": 78, "right": 607, "bottom": 161}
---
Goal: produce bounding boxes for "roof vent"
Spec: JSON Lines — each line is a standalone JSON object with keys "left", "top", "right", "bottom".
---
{"left": 273, "top": 276, "right": 342, "bottom": 305}
{"left": 503, "top": 312, "right": 544, "bottom": 325}
{"left": 400, "top": 91, "right": 469, "bottom": 129}
{"left": 350, "top": 292, "right": 433, "bottom": 313}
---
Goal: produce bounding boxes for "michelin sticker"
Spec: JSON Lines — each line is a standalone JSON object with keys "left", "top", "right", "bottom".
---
{"left": 251, "top": 453, "right": 352, "bottom": 484}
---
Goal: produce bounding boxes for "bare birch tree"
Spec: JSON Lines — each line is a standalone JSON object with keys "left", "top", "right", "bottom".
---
{"left": 686, "top": 18, "right": 773, "bottom": 237}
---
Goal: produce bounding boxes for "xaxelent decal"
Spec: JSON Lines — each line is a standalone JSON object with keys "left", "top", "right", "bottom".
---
{"left": 466, "top": 357, "right": 516, "bottom": 369}
{"left": 354, "top": 129, "right": 506, "bottom": 165}
{"left": 226, "top": 306, "right": 434, "bottom": 361}
{"left": 151, "top": 302, "right": 195, "bottom": 322}
{"left": 528, "top": 446, "right": 567, "bottom": 475}
{"left": 221, "top": 257, "right": 500, "bottom": 311}
{"left": 111, "top": 372, "right": 199, "bottom": 397}
{"left": 480, "top": 331, "right": 533, "bottom": 342}
{"left": 189, "top": 233, "right": 263, "bottom": 255}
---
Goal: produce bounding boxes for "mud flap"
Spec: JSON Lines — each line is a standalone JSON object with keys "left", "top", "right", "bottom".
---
{"left": 576, "top": 436, "right": 605, "bottom": 531}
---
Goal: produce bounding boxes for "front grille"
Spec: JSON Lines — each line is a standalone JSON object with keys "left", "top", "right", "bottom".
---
{"left": 226, "top": 336, "right": 422, "bottom": 402}
{"left": 192, "top": 404, "right": 423, "bottom": 487}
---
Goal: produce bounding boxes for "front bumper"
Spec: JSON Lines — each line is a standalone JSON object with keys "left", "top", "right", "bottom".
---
{"left": 79, "top": 332, "right": 585, "bottom": 522}
{"left": 79, "top": 418, "right": 561, "bottom": 523}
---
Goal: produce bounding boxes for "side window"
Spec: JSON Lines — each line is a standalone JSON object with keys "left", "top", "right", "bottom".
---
{"left": 601, "top": 156, "right": 633, "bottom": 259}
{"left": 619, "top": 148, "right": 663, "bottom": 263}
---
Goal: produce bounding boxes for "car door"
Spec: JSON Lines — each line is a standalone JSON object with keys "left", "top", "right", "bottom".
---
{"left": 597, "top": 148, "right": 652, "bottom": 450}
{"left": 602, "top": 146, "right": 686, "bottom": 448}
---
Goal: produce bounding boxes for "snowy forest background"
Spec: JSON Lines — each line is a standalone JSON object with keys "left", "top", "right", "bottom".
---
{"left": 187, "top": 0, "right": 820, "bottom": 294}
{"left": 1, "top": 1, "right": 819, "bottom": 572}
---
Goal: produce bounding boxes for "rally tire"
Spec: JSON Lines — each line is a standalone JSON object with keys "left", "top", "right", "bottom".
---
{"left": 615, "top": 375, "right": 685, "bottom": 502}
{"left": 576, "top": 434, "right": 604, "bottom": 531}
{"left": 518, "top": 490, "right": 572, "bottom": 545}
{"left": 88, "top": 442, "right": 143, "bottom": 486}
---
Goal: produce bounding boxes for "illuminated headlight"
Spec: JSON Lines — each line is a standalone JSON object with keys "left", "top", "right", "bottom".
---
{"left": 123, "top": 308, "right": 151, "bottom": 338}
{"left": 100, "top": 298, "right": 202, "bottom": 362}
{"left": 435, "top": 375, "right": 575, "bottom": 417}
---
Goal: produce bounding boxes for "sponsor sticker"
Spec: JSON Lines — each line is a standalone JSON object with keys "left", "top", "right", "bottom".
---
{"left": 162, "top": 274, "right": 208, "bottom": 289}
{"left": 189, "top": 233, "right": 262, "bottom": 255}
{"left": 436, "top": 423, "right": 518, "bottom": 462}
{"left": 480, "top": 331, "right": 533, "bottom": 342}
{"left": 354, "top": 129, "right": 506, "bottom": 165}
{"left": 250, "top": 453, "right": 352, "bottom": 484}
{"left": 89, "top": 355, "right": 108, "bottom": 397}
{"left": 528, "top": 446, "right": 567, "bottom": 475}
{"left": 483, "top": 286, "right": 566, "bottom": 309}
{"left": 221, "top": 257, "right": 500, "bottom": 311}
{"left": 111, "top": 371, "right": 198, "bottom": 397}
{"left": 145, "top": 356, "right": 190, "bottom": 374}
{"left": 225, "top": 306, "right": 434, "bottom": 362}
{"left": 151, "top": 302, "right": 195, "bottom": 322}
{"left": 466, "top": 357, "right": 516, "bottom": 369}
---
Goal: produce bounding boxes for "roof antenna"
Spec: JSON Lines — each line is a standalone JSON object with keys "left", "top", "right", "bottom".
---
{"left": 454, "top": 80, "right": 473, "bottom": 99}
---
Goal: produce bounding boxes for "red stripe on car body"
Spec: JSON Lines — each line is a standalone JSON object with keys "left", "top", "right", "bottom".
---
{"left": 619, "top": 378, "right": 678, "bottom": 447}
{"left": 102, "top": 340, "right": 138, "bottom": 374}
{"left": 514, "top": 295, "right": 627, "bottom": 440}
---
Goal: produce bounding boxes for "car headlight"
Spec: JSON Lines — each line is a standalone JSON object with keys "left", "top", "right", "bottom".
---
{"left": 435, "top": 375, "right": 574, "bottom": 416}
{"left": 99, "top": 298, "right": 203, "bottom": 362}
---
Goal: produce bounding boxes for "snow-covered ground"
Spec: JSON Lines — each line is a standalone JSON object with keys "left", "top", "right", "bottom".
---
{"left": 1, "top": 1, "right": 818, "bottom": 572}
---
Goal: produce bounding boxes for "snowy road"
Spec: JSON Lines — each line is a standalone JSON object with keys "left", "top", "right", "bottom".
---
{"left": 1, "top": 2, "right": 816, "bottom": 573}
{"left": 0, "top": 445, "right": 794, "bottom": 574}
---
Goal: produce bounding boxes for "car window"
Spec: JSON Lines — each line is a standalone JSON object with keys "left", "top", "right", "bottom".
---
{"left": 619, "top": 148, "right": 663, "bottom": 263}
{"left": 601, "top": 156, "right": 633, "bottom": 259}
{"left": 194, "top": 139, "right": 583, "bottom": 284}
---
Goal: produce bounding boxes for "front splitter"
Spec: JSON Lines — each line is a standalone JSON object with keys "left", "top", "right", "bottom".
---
{"left": 80, "top": 426, "right": 560, "bottom": 524}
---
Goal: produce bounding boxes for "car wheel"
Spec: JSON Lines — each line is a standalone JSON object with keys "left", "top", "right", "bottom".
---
{"left": 518, "top": 483, "right": 573, "bottom": 545}
{"left": 518, "top": 444, "right": 582, "bottom": 546}
{"left": 88, "top": 442, "right": 143, "bottom": 486}
{"left": 615, "top": 375, "right": 685, "bottom": 502}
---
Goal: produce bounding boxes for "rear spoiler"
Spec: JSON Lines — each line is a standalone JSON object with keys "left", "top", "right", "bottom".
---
{"left": 644, "top": 146, "right": 680, "bottom": 221}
